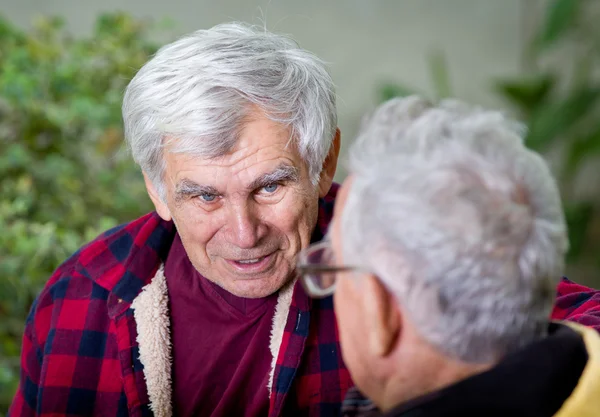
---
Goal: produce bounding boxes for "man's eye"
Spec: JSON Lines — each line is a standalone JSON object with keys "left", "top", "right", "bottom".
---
{"left": 199, "top": 193, "right": 216, "bottom": 202}
{"left": 262, "top": 183, "right": 278, "bottom": 193}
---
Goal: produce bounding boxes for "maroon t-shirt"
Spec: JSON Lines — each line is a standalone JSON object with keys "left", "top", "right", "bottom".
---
{"left": 165, "top": 233, "right": 279, "bottom": 417}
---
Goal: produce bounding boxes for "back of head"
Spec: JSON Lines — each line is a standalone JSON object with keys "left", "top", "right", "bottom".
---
{"left": 122, "top": 22, "right": 337, "bottom": 198}
{"left": 342, "top": 96, "right": 569, "bottom": 363}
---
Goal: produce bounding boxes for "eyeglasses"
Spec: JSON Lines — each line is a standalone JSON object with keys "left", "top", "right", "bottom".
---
{"left": 296, "top": 240, "right": 359, "bottom": 298}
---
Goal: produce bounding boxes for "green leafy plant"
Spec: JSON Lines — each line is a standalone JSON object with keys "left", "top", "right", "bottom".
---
{"left": 377, "top": 0, "right": 600, "bottom": 288}
{"left": 0, "top": 13, "right": 160, "bottom": 413}
{"left": 494, "top": 0, "right": 600, "bottom": 275}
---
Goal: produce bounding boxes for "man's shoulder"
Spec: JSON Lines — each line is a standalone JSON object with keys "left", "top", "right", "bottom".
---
{"left": 21, "top": 213, "right": 175, "bottom": 373}
{"left": 47, "top": 212, "right": 176, "bottom": 297}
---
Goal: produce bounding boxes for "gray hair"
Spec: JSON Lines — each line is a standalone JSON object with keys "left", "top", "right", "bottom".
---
{"left": 342, "top": 96, "right": 568, "bottom": 363}
{"left": 122, "top": 22, "right": 337, "bottom": 199}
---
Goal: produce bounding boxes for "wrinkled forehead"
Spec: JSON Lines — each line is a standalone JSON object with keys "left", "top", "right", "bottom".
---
{"left": 166, "top": 153, "right": 302, "bottom": 191}
{"left": 162, "top": 107, "right": 296, "bottom": 159}
{"left": 161, "top": 113, "right": 309, "bottom": 188}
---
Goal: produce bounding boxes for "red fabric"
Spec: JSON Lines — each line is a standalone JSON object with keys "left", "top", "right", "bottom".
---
{"left": 551, "top": 277, "right": 600, "bottom": 330}
{"left": 165, "top": 234, "right": 277, "bottom": 417}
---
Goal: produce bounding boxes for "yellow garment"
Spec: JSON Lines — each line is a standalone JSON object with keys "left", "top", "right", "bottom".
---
{"left": 554, "top": 322, "right": 600, "bottom": 417}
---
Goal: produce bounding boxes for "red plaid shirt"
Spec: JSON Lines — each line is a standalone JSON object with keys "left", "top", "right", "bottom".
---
{"left": 9, "top": 182, "right": 600, "bottom": 417}
{"left": 551, "top": 277, "right": 600, "bottom": 329}
{"left": 10, "top": 184, "right": 352, "bottom": 417}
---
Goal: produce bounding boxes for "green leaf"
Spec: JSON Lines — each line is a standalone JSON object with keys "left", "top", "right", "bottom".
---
{"left": 565, "top": 202, "right": 594, "bottom": 263}
{"left": 494, "top": 74, "right": 554, "bottom": 113}
{"left": 537, "top": 0, "right": 580, "bottom": 48}
{"left": 0, "top": 144, "right": 33, "bottom": 172}
{"left": 0, "top": 15, "right": 24, "bottom": 42}
{"left": 525, "top": 88, "right": 600, "bottom": 150}
{"left": 564, "top": 126, "right": 600, "bottom": 179}
{"left": 428, "top": 49, "right": 452, "bottom": 99}
{"left": 378, "top": 83, "right": 417, "bottom": 103}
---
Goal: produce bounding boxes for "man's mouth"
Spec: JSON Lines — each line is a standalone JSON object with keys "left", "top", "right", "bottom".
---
{"left": 225, "top": 252, "right": 276, "bottom": 274}
{"left": 237, "top": 257, "right": 266, "bottom": 264}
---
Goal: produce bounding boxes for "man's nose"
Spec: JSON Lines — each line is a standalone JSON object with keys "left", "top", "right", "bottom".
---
{"left": 225, "top": 201, "right": 268, "bottom": 249}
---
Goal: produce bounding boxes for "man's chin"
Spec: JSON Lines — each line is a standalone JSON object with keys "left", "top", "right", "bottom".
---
{"left": 204, "top": 268, "right": 292, "bottom": 298}
{"left": 215, "top": 272, "right": 294, "bottom": 299}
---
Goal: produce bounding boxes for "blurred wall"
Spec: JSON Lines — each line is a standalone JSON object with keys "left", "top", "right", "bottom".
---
{"left": 0, "top": 0, "right": 527, "bottom": 179}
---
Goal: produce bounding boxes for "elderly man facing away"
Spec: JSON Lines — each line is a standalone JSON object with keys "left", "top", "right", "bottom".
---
{"left": 10, "top": 23, "right": 350, "bottom": 417}
{"left": 298, "top": 97, "right": 600, "bottom": 417}
{"left": 10, "top": 25, "right": 600, "bottom": 417}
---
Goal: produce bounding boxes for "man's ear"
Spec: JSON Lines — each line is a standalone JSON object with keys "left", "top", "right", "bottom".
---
{"left": 143, "top": 172, "right": 172, "bottom": 222}
{"left": 362, "top": 274, "right": 401, "bottom": 358}
{"left": 318, "top": 128, "right": 341, "bottom": 198}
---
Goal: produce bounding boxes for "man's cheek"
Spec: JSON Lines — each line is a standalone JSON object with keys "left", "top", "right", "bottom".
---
{"left": 263, "top": 205, "right": 303, "bottom": 235}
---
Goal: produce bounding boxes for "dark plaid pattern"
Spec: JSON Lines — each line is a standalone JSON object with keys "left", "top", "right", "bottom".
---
{"left": 340, "top": 388, "right": 378, "bottom": 417}
{"left": 10, "top": 184, "right": 352, "bottom": 417}
{"left": 285, "top": 296, "right": 354, "bottom": 416}
{"left": 551, "top": 277, "right": 600, "bottom": 330}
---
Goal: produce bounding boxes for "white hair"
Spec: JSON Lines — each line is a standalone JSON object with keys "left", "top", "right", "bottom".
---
{"left": 122, "top": 22, "right": 337, "bottom": 199}
{"left": 342, "top": 96, "right": 569, "bottom": 363}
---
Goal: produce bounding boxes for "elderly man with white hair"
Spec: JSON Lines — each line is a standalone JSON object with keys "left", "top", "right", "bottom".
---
{"left": 10, "top": 23, "right": 600, "bottom": 417}
{"left": 298, "top": 96, "right": 600, "bottom": 417}
{"left": 10, "top": 23, "right": 350, "bottom": 417}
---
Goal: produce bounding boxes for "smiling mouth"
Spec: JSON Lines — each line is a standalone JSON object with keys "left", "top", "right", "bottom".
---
{"left": 237, "top": 257, "right": 265, "bottom": 264}
{"left": 225, "top": 253, "right": 276, "bottom": 274}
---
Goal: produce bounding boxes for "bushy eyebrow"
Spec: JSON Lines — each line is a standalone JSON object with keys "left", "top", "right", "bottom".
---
{"left": 174, "top": 180, "right": 219, "bottom": 203}
{"left": 173, "top": 163, "right": 300, "bottom": 203}
{"left": 248, "top": 163, "right": 300, "bottom": 191}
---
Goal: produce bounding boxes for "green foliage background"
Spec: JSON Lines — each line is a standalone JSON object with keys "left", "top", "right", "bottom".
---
{"left": 0, "top": 13, "right": 155, "bottom": 413}
{"left": 0, "top": 1, "right": 599, "bottom": 414}
{"left": 380, "top": 0, "right": 600, "bottom": 289}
